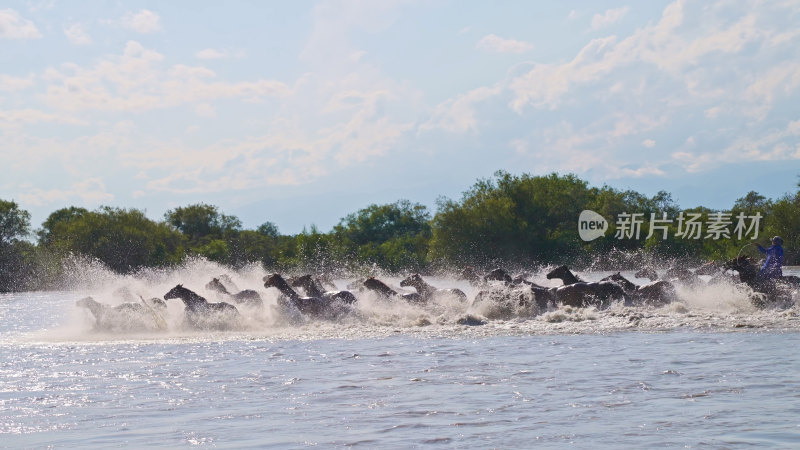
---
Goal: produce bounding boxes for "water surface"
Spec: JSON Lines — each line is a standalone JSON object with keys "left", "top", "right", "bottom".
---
{"left": 2, "top": 263, "right": 799, "bottom": 448}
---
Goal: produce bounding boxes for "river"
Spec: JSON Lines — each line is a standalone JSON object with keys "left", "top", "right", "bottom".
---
{"left": 2, "top": 261, "right": 799, "bottom": 448}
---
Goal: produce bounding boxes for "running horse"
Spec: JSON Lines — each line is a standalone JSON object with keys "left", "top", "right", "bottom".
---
{"left": 545, "top": 266, "right": 629, "bottom": 307}
{"left": 76, "top": 296, "right": 167, "bottom": 332}
{"left": 205, "top": 277, "right": 263, "bottom": 307}
{"left": 164, "top": 285, "right": 241, "bottom": 330}
{"left": 263, "top": 273, "right": 352, "bottom": 319}
{"left": 399, "top": 273, "right": 467, "bottom": 303}
{"left": 289, "top": 274, "right": 357, "bottom": 304}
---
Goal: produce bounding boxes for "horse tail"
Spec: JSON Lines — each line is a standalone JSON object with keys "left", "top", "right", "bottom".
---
{"left": 140, "top": 295, "right": 168, "bottom": 331}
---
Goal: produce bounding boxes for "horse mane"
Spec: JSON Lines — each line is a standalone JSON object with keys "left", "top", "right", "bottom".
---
{"left": 363, "top": 277, "right": 397, "bottom": 297}
{"left": 264, "top": 273, "right": 301, "bottom": 300}
{"left": 291, "top": 275, "right": 325, "bottom": 297}
{"left": 77, "top": 297, "right": 106, "bottom": 318}
{"left": 401, "top": 273, "right": 435, "bottom": 296}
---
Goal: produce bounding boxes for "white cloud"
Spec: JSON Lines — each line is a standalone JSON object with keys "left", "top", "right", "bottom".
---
{"left": 509, "top": 35, "right": 618, "bottom": 111}
{"left": 0, "top": 108, "right": 87, "bottom": 127}
{"left": 590, "top": 7, "right": 629, "bottom": 31}
{"left": 743, "top": 62, "right": 800, "bottom": 119}
{"left": 509, "top": 1, "right": 775, "bottom": 112}
{"left": 301, "top": 0, "right": 409, "bottom": 68}
{"left": 672, "top": 119, "right": 800, "bottom": 172}
{"left": 196, "top": 48, "right": 225, "bottom": 59}
{"left": 194, "top": 103, "right": 216, "bottom": 118}
{"left": 704, "top": 106, "right": 722, "bottom": 119}
{"left": 27, "top": 1, "right": 55, "bottom": 13}
{"left": 120, "top": 9, "right": 162, "bottom": 34}
{"left": 195, "top": 48, "right": 247, "bottom": 60}
{"left": 43, "top": 41, "right": 290, "bottom": 112}
{"left": 121, "top": 87, "right": 416, "bottom": 194}
{"left": 63, "top": 23, "right": 91, "bottom": 45}
{"left": 0, "top": 9, "right": 42, "bottom": 39}
{"left": 0, "top": 74, "right": 34, "bottom": 91}
{"left": 476, "top": 34, "right": 534, "bottom": 53}
{"left": 769, "top": 28, "right": 800, "bottom": 46}
{"left": 168, "top": 64, "right": 216, "bottom": 79}
{"left": 512, "top": 131, "right": 666, "bottom": 179}
{"left": 420, "top": 85, "right": 502, "bottom": 133}
{"left": 18, "top": 178, "right": 114, "bottom": 206}
{"left": 642, "top": 139, "right": 655, "bottom": 148}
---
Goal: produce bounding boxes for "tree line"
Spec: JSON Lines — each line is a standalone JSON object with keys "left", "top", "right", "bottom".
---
{"left": 1, "top": 171, "right": 798, "bottom": 292}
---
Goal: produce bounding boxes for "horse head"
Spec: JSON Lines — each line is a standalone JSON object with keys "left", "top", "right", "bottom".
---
{"left": 484, "top": 268, "right": 513, "bottom": 283}
{"left": 722, "top": 256, "right": 751, "bottom": 271}
{"left": 634, "top": 267, "right": 658, "bottom": 281}
{"left": 458, "top": 266, "right": 481, "bottom": 283}
{"left": 289, "top": 274, "right": 313, "bottom": 289}
{"left": 164, "top": 284, "right": 187, "bottom": 301}
{"left": 263, "top": 273, "right": 286, "bottom": 289}
{"left": 602, "top": 272, "right": 637, "bottom": 293}
{"left": 363, "top": 277, "right": 398, "bottom": 297}
{"left": 76, "top": 296, "right": 98, "bottom": 308}
{"left": 205, "top": 278, "right": 230, "bottom": 294}
{"left": 363, "top": 277, "right": 384, "bottom": 290}
{"left": 400, "top": 273, "right": 423, "bottom": 288}
{"left": 694, "top": 261, "right": 721, "bottom": 276}
{"left": 546, "top": 265, "right": 570, "bottom": 280}
{"left": 665, "top": 266, "right": 694, "bottom": 281}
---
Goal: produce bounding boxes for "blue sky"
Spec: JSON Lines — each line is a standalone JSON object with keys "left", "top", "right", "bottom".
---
{"left": 1, "top": 0, "right": 799, "bottom": 234}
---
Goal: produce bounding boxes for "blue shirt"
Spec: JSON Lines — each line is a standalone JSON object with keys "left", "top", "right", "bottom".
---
{"left": 756, "top": 244, "right": 784, "bottom": 278}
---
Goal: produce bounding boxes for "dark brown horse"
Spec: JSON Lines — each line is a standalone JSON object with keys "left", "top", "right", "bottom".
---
{"left": 634, "top": 267, "right": 658, "bottom": 281}
{"left": 551, "top": 281, "right": 628, "bottom": 308}
{"left": 722, "top": 257, "right": 798, "bottom": 307}
{"left": 205, "top": 277, "right": 263, "bottom": 307}
{"left": 546, "top": 265, "right": 585, "bottom": 285}
{"left": 263, "top": 273, "right": 352, "bottom": 318}
{"left": 399, "top": 273, "right": 467, "bottom": 303}
{"left": 544, "top": 266, "right": 629, "bottom": 307}
{"left": 164, "top": 285, "right": 241, "bottom": 330}
{"left": 289, "top": 274, "right": 357, "bottom": 304}
{"left": 362, "top": 277, "right": 421, "bottom": 302}
{"left": 600, "top": 272, "right": 676, "bottom": 306}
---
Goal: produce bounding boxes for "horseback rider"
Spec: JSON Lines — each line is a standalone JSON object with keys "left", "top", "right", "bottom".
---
{"left": 754, "top": 236, "right": 784, "bottom": 279}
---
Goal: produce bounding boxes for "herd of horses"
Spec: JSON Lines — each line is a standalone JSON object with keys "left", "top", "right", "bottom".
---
{"left": 75, "top": 256, "right": 800, "bottom": 332}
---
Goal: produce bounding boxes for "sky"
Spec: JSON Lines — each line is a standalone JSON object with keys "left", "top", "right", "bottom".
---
{"left": 1, "top": 0, "right": 799, "bottom": 235}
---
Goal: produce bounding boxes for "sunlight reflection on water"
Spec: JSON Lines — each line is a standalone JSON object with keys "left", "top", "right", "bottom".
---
{"left": 1, "top": 264, "right": 799, "bottom": 447}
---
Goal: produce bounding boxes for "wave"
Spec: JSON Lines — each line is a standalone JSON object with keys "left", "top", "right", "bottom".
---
{"left": 13, "top": 257, "right": 800, "bottom": 342}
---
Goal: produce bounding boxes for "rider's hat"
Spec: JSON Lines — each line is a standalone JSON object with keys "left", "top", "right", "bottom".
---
{"left": 772, "top": 236, "right": 783, "bottom": 245}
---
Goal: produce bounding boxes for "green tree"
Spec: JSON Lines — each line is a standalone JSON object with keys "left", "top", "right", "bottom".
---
{"left": 733, "top": 191, "right": 769, "bottom": 215}
{"left": 0, "top": 200, "right": 31, "bottom": 245}
{"left": 36, "top": 206, "right": 89, "bottom": 248}
{"left": 333, "top": 200, "right": 432, "bottom": 272}
{"left": 227, "top": 225, "right": 281, "bottom": 268}
{"left": 164, "top": 203, "right": 241, "bottom": 245}
{"left": 430, "top": 172, "right": 595, "bottom": 267}
{"left": 256, "top": 221, "right": 280, "bottom": 239}
{"left": 0, "top": 200, "right": 32, "bottom": 292}
{"left": 40, "top": 206, "right": 185, "bottom": 273}
{"left": 763, "top": 190, "right": 800, "bottom": 264}
{"left": 164, "top": 203, "right": 243, "bottom": 264}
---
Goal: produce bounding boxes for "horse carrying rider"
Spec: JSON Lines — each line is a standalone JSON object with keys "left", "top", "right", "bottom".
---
{"left": 754, "top": 236, "right": 784, "bottom": 279}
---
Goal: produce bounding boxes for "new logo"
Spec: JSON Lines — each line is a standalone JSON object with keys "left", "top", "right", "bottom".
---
{"left": 578, "top": 210, "right": 608, "bottom": 241}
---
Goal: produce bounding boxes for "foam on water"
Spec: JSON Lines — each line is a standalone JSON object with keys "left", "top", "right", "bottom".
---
{"left": 3, "top": 263, "right": 800, "bottom": 447}
{"left": 4, "top": 258, "right": 798, "bottom": 345}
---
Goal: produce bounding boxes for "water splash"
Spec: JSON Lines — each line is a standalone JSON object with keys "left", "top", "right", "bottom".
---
{"left": 18, "top": 256, "right": 799, "bottom": 342}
